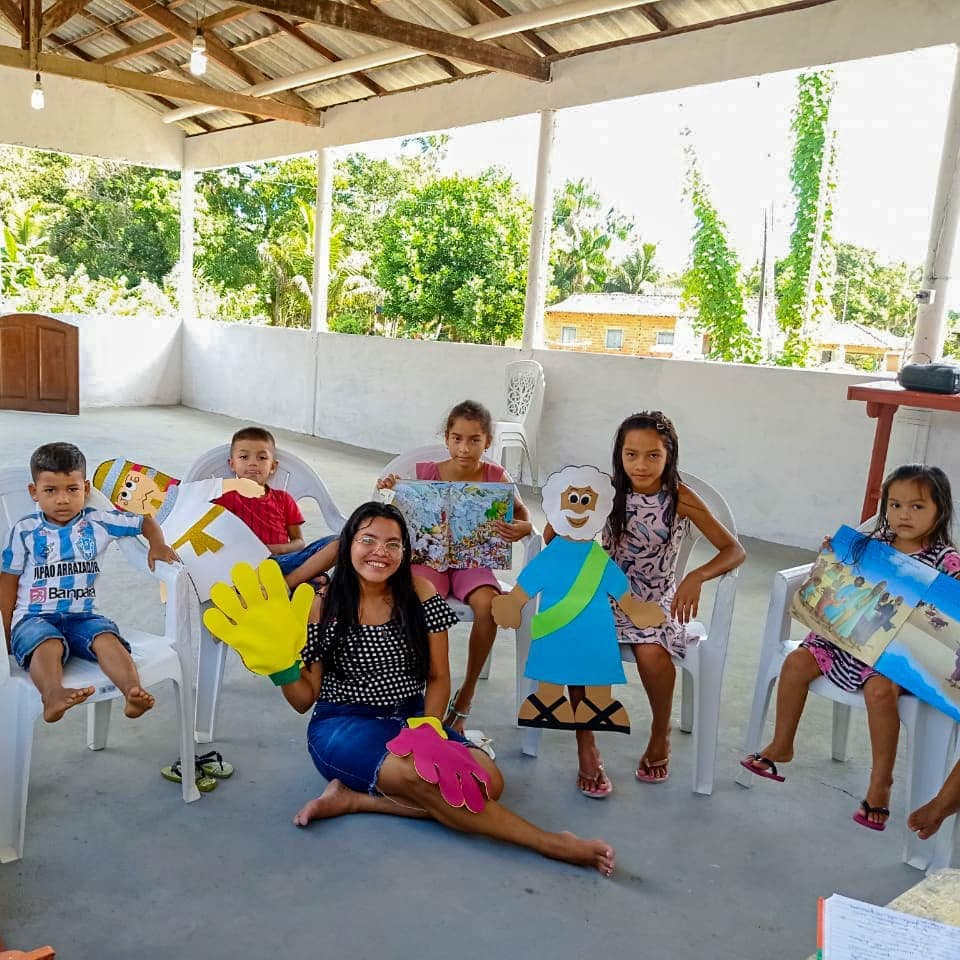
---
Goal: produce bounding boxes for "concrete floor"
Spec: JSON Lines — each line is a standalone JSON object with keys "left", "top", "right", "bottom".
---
{"left": 0, "top": 406, "right": 945, "bottom": 959}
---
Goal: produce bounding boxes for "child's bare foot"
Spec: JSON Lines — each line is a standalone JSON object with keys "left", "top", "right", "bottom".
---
{"left": 444, "top": 689, "right": 472, "bottom": 735}
{"left": 293, "top": 779, "right": 358, "bottom": 826}
{"left": 42, "top": 685, "right": 95, "bottom": 722}
{"left": 908, "top": 797, "right": 953, "bottom": 840}
{"left": 553, "top": 831, "right": 616, "bottom": 876}
{"left": 123, "top": 686, "right": 155, "bottom": 718}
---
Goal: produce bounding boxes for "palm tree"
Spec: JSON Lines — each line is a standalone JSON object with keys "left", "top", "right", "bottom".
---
{"left": 257, "top": 199, "right": 378, "bottom": 327}
{"left": 605, "top": 243, "right": 660, "bottom": 294}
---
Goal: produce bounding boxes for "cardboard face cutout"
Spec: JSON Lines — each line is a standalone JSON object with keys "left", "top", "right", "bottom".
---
{"left": 93, "top": 458, "right": 270, "bottom": 600}
{"left": 491, "top": 465, "right": 665, "bottom": 733}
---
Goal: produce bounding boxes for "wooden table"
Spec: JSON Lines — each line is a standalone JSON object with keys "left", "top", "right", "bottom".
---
{"left": 806, "top": 868, "right": 960, "bottom": 959}
{"left": 847, "top": 381, "right": 960, "bottom": 521}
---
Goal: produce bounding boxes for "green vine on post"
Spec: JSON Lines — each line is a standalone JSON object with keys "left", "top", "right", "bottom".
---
{"left": 681, "top": 139, "right": 760, "bottom": 364}
{"left": 777, "top": 71, "right": 838, "bottom": 366}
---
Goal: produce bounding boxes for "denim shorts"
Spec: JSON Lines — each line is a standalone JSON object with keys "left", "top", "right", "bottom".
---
{"left": 307, "top": 694, "right": 470, "bottom": 796}
{"left": 272, "top": 536, "right": 336, "bottom": 576}
{"left": 11, "top": 612, "right": 128, "bottom": 669}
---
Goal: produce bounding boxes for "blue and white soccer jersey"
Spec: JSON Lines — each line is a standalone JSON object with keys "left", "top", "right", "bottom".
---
{"left": 2, "top": 507, "right": 143, "bottom": 627}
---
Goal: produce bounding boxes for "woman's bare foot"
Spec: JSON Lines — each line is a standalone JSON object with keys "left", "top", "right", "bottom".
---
{"left": 908, "top": 797, "right": 953, "bottom": 840}
{"left": 123, "top": 686, "right": 156, "bottom": 719}
{"left": 293, "top": 779, "right": 359, "bottom": 826}
{"left": 42, "top": 685, "right": 95, "bottom": 723}
{"left": 552, "top": 832, "right": 616, "bottom": 876}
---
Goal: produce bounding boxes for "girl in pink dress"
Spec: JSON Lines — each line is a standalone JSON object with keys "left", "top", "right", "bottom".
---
{"left": 378, "top": 400, "right": 532, "bottom": 733}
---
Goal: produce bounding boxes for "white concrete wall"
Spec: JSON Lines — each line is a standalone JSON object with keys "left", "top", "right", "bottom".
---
{"left": 186, "top": 0, "right": 960, "bottom": 170}
{"left": 180, "top": 320, "right": 960, "bottom": 549}
{"left": 0, "top": 64, "right": 184, "bottom": 169}
{"left": 181, "top": 319, "right": 317, "bottom": 435}
{"left": 60, "top": 313, "right": 182, "bottom": 407}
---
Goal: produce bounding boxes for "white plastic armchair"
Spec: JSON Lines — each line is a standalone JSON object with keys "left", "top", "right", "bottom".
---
{"left": 737, "top": 550, "right": 959, "bottom": 871}
{"left": 377, "top": 445, "right": 543, "bottom": 756}
{"left": 490, "top": 360, "right": 545, "bottom": 487}
{"left": 183, "top": 444, "right": 347, "bottom": 743}
{"left": 0, "top": 472, "right": 200, "bottom": 864}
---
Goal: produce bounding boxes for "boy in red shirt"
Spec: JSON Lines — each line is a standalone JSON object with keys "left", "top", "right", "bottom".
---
{"left": 214, "top": 427, "right": 335, "bottom": 576}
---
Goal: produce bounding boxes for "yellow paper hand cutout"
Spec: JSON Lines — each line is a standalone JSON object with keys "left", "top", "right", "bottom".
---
{"left": 203, "top": 560, "right": 314, "bottom": 685}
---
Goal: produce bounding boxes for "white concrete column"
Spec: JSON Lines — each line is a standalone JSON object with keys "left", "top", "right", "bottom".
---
{"left": 521, "top": 110, "right": 557, "bottom": 352}
{"left": 178, "top": 165, "right": 196, "bottom": 325}
{"left": 311, "top": 147, "right": 334, "bottom": 333}
{"left": 913, "top": 45, "right": 960, "bottom": 364}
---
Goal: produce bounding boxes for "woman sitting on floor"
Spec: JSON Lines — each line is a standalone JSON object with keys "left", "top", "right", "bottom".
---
{"left": 280, "top": 501, "right": 615, "bottom": 876}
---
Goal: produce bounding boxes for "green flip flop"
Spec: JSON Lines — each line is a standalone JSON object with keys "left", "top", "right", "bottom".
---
{"left": 161, "top": 758, "right": 217, "bottom": 793}
{"left": 196, "top": 750, "right": 234, "bottom": 779}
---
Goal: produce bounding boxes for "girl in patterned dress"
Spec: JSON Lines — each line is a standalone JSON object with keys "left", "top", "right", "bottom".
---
{"left": 582, "top": 411, "right": 745, "bottom": 795}
{"left": 286, "top": 502, "right": 615, "bottom": 876}
{"left": 742, "top": 464, "right": 960, "bottom": 832}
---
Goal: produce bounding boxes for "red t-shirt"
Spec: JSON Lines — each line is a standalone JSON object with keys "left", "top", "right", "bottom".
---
{"left": 214, "top": 487, "right": 303, "bottom": 546}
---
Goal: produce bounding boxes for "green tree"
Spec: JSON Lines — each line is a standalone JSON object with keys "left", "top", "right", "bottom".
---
{"left": 604, "top": 242, "right": 660, "bottom": 293}
{"left": 832, "top": 242, "right": 920, "bottom": 336}
{"left": 549, "top": 179, "right": 633, "bottom": 302}
{"left": 46, "top": 162, "right": 180, "bottom": 285}
{"left": 680, "top": 142, "right": 760, "bottom": 363}
{"left": 376, "top": 172, "right": 531, "bottom": 343}
{"left": 777, "top": 71, "right": 838, "bottom": 365}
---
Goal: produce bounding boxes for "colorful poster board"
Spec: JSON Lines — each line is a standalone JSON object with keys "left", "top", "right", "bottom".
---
{"left": 386, "top": 481, "right": 514, "bottom": 571}
{"left": 791, "top": 524, "right": 960, "bottom": 722}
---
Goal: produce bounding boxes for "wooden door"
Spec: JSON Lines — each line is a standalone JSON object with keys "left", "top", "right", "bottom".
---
{"left": 0, "top": 314, "right": 79, "bottom": 415}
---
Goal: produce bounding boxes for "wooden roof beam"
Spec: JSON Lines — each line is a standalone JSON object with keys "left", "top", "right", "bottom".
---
{"left": 121, "top": 0, "right": 317, "bottom": 110}
{"left": 236, "top": 0, "right": 550, "bottom": 81}
{"left": 263, "top": 12, "right": 386, "bottom": 95}
{"left": 0, "top": 0, "right": 23, "bottom": 35}
{"left": 638, "top": 2, "right": 671, "bottom": 32}
{"left": 40, "top": 0, "right": 91, "bottom": 39}
{"left": 451, "top": 0, "right": 556, "bottom": 57}
{"left": 94, "top": 6, "right": 254, "bottom": 67}
{"left": 0, "top": 46, "right": 322, "bottom": 123}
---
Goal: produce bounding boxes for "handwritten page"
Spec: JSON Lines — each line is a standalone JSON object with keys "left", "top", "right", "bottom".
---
{"left": 825, "top": 894, "right": 960, "bottom": 959}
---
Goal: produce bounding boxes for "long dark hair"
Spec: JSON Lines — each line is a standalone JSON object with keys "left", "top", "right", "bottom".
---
{"left": 850, "top": 464, "right": 955, "bottom": 564}
{"left": 317, "top": 502, "right": 430, "bottom": 682}
{"left": 609, "top": 411, "right": 681, "bottom": 545}
{"left": 443, "top": 399, "right": 494, "bottom": 442}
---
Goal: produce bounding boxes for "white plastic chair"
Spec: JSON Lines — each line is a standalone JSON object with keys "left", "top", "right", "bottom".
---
{"left": 183, "top": 444, "right": 347, "bottom": 744}
{"left": 0, "top": 471, "right": 200, "bottom": 863}
{"left": 490, "top": 360, "right": 545, "bottom": 487}
{"left": 515, "top": 470, "right": 738, "bottom": 794}
{"left": 737, "top": 559, "right": 959, "bottom": 871}
{"left": 377, "top": 445, "right": 543, "bottom": 755}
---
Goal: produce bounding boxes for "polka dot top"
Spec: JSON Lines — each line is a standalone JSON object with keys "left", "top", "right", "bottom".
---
{"left": 300, "top": 593, "right": 458, "bottom": 707}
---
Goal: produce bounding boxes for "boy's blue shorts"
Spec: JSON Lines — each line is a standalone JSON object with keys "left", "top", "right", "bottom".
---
{"left": 271, "top": 536, "right": 336, "bottom": 576}
{"left": 11, "top": 612, "right": 128, "bottom": 669}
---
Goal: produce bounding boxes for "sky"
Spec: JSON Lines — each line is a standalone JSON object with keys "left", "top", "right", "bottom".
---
{"left": 341, "top": 43, "right": 958, "bottom": 299}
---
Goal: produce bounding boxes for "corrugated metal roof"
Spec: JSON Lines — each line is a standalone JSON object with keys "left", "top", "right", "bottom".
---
{"left": 25, "top": 0, "right": 824, "bottom": 133}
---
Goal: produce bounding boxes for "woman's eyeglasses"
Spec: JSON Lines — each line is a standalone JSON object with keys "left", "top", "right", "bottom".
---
{"left": 354, "top": 534, "right": 404, "bottom": 555}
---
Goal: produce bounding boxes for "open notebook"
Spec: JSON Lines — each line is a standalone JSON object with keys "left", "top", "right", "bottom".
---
{"left": 818, "top": 893, "right": 960, "bottom": 959}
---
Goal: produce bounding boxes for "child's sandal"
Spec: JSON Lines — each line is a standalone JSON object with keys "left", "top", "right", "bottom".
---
{"left": 444, "top": 687, "right": 471, "bottom": 727}
{"left": 195, "top": 750, "right": 234, "bottom": 779}
{"left": 161, "top": 758, "right": 217, "bottom": 793}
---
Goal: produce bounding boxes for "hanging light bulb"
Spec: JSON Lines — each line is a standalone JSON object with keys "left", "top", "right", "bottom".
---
{"left": 30, "top": 72, "right": 44, "bottom": 110}
{"left": 189, "top": 28, "right": 207, "bottom": 76}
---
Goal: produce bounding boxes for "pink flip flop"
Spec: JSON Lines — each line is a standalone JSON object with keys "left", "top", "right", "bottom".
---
{"left": 636, "top": 755, "right": 670, "bottom": 784}
{"left": 739, "top": 754, "right": 786, "bottom": 782}
{"left": 578, "top": 766, "right": 613, "bottom": 799}
{"left": 852, "top": 800, "right": 889, "bottom": 832}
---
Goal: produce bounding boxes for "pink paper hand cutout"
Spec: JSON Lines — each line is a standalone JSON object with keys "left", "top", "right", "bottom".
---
{"left": 386, "top": 718, "right": 492, "bottom": 814}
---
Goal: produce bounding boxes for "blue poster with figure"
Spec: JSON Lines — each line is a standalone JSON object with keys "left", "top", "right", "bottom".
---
{"left": 791, "top": 524, "right": 960, "bottom": 723}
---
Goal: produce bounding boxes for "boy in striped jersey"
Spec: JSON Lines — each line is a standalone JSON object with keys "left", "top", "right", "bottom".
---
{"left": 1, "top": 443, "right": 178, "bottom": 723}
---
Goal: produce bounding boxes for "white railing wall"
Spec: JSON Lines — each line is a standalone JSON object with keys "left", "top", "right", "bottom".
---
{"left": 180, "top": 318, "right": 960, "bottom": 549}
